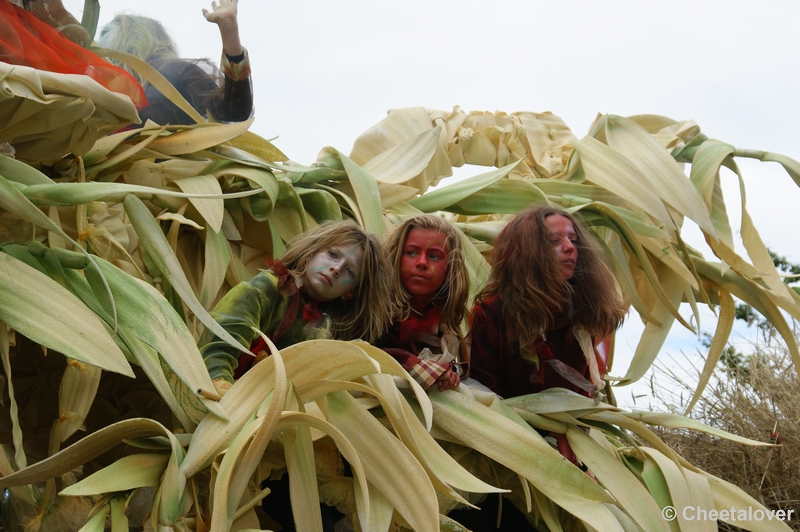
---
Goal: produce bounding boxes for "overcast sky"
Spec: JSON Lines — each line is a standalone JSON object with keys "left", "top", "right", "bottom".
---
{"left": 64, "top": 0, "right": 800, "bottom": 407}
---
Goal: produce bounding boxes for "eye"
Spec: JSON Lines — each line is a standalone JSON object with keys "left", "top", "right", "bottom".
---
{"left": 328, "top": 249, "right": 338, "bottom": 258}
{"left": 346, "top": 267, "right": 356, "bottom": 277}
{"left": 429, "top": 252, "right": 444, "bottom": 261}
{"left": 404, "top": 249, "right": 418, "bottom": 257}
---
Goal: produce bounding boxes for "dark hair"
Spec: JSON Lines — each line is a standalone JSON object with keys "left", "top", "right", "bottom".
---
{"left": 476, "top": 205, "right": 626, "bottom": 348}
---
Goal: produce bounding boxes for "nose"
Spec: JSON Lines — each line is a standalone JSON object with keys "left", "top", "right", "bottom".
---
{"left": 415, "top": 254, "right": 429, "bottom": 269}
{"left": 330, "top": 260, "right": 342, "bottom": 276}
{"left": 560, "top": 237, "right": 575, "bottom": 255}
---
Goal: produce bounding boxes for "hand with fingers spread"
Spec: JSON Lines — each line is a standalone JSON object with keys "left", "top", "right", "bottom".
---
{"left": 202, "top": 0, "right": 243, "bottom": 57}
{"left": 98, "top": 0, "right": 253, "bottom": 125}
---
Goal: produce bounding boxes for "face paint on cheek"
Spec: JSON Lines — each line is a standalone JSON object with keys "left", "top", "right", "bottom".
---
{"left": 400, "top": 229, "right": 449, "bottom": 301}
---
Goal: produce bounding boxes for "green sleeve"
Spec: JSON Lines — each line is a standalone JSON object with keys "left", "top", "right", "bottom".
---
{"left": 199, "top": 271, "right": 287, "bottom": 383}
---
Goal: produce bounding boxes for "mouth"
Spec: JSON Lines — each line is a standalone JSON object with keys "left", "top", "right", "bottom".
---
{"left": 320, "top": 273, "right": 332, "bottom": 286}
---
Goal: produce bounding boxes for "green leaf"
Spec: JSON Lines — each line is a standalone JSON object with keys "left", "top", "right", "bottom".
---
{"left": 60, "top": 454, "right": 169, "bottom": 496}
{"left": 566, "top": 426, "right": 669, "bottom": 532}
{"left": 504, "top": 389, "right": 619, "bottom": 414}
{"left": 758, "top": 151, "right": 800, "bottom": 188}
{"left": 123, "top": 194, "right": 250, "bottom": 356}
{"left": 201, "top": 225, "right": 231, "bottom": 309}
{"left": 1, "top": 321, "right": 27, "bottom": 471}
{"left": 78, "top": 505, "right": 109, "bottom": 532}
{"left": 0, "top": 418, "right": 172, "bottom": 487}
{"left": 612, "top": 266, "right": 685, "bottom": 386}
{"left": 297, "top": 188, "right": 343, "bottom": 222}
{"left": 22, "top": 180, "right": 265, "bottom": 206}
{"left": 0, "top": 178, "right": 116, "bottom": 327}
{"left": 604, "top": 115, "right": 716, "bottom": 237}
{"left": 693, "top": 258, "right": 800, "bottom": 378}
{"left": 368, "top": 374, "right": 503, "bottom": 500}
{"left": 450, "top": 179, "right": 548, "bottom": 215}
{"left": 408, "top": 160, "right": 523, "bottom": 212}
{"left": 338, "top": 151, "right": 385, "bottom": 236}
{"left": 172, "top": 174, "right": 224, "bottom": 233}
{"left": 430, "top": 389, "right": 611, "bottom": 503}
{"left": 639, "top": 447, "right": 694, "bottom": 532}
{"left": 0, "top": 155, "right": 52, "bottom": 185}
{"left": 213, "top": 164, "right": 280, "bottom": 221}
{"left": 623, "top": 411, "right": 774, "bottom": 447}
{"left": 689, "top": 140, "right": 736, "bottom": 247}
{"left": 80, "top": 0, "right": 101, "bottom": 45}
{"left": 703, "top": 471, "right": 793, "bottom": 532}
{"left": 0, "top": 253, "right": 133, "bottom": 377}
{"left": 574, "top": 135, "right": 673, "bottom": 228}
{"left": 362, "top": 126, "right": 441, "bottom": 184}
{"left": 92, "top": 258, "right": 225, "bottom": 422}
{"left": 109, "top": 497, "right": 128, "bottom": 532}
{"left": 327, "top": 390, "right": 439, "bottom": 532}
{"left": 683, "top": 287, "right": 734, "bottom": 415}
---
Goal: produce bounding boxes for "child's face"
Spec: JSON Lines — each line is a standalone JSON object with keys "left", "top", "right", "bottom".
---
{"left": 303, "top": 242, "right": 364, "bottom": 302}
{"left": 400, "top": 228, "right": 448, "bottom": 302}
{"left": 545, "top": 214, "right": 578, "bottom": 280}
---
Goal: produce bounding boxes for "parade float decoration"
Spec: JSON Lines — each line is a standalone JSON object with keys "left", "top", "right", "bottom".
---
{"left": 0, "top": 1, "right": 798, "bottom": 530}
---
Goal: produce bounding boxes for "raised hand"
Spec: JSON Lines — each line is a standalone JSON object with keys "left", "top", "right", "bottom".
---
{"left": 202, "top": 0, "right": 243, "bottom": 57}
{"left": 202, "top": 0, "right": 238, "bottom": 26}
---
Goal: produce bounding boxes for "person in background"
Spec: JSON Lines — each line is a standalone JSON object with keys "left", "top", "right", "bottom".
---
{"left": 377, "top": 214, "right": 469, "bottom": 391}
{"left": 98, "top": 0, "right": 252, "bottom": 125}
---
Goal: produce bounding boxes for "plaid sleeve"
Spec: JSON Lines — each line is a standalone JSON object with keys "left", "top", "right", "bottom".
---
{"left": 408, "top": 359, "right": 451, "bottom": 390}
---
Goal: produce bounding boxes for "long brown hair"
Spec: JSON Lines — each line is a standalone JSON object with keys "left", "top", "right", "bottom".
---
{"left": 476, "top": 205, "right": 626, "bottom": 348}
{"left": 384, "top": 214, "right": 470, "bottom": 337}
{"left": 280, "top": 221, "right": 393, "bottom": 343}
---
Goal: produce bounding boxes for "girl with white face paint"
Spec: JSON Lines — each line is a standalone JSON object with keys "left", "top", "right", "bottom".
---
{"left": 303, "top": 242, "right": 364, "bottom": 302}
{"left": 199, "top": 221, "right": 393, "bottom": 396}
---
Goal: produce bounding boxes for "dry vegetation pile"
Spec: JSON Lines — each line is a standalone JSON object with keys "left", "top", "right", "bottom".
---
{"left": 653, "top": 337, "right": 800, "bottom": 531}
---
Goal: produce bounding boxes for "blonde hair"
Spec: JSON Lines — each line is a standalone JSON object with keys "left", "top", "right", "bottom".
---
{"left": 384, "top": 214, "right": 470, "bottom": 338}
{"left": 101, "top": 14, "right": 180, "bottom": 86}
{"left": 280, "top": 221, "right": 393, "bottom": 343}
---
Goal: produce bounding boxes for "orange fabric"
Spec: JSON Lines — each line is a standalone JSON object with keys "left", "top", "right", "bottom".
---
{"left": 0, "top": 2, "right": 146, "bottom": 108}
